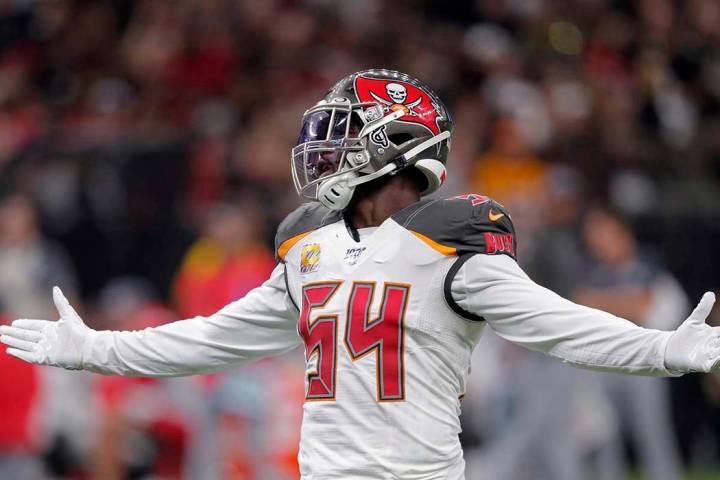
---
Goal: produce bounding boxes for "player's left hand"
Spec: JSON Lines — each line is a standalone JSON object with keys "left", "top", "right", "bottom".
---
{"left": 665, "top": 292, "right": 720, "bottom": 373}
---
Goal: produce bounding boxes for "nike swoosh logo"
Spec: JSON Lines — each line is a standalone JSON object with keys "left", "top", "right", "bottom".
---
{"left": 489, "top": 210, "right": 505, "bottom": 222}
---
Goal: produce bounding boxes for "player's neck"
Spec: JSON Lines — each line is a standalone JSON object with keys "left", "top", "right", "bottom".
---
{"left": 347, "top": 173, "right": 422, "bottom": 228}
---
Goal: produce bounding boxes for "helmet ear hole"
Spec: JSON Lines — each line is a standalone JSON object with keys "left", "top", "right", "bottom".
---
{"left": 388, "top": 133, "right": 413, "bottom": 146}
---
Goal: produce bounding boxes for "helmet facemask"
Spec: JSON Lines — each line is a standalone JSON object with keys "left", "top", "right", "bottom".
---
{"left": 291, "top": 98, "right": 379, "bottom": 202}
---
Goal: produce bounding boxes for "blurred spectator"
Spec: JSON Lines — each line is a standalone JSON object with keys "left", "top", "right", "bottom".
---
{"left": 469, "top": 114, "right": 547, "bottom": 209}
{"left": 0, "top": 193, "right": 77, "bottom": 319}
{"left": 465, "top": 166, "right": 586, "bottom": 480}
{"left": 171, "top": 201, "right": 303, "bottom": 479}
{"left": 574, "top": 206, "right": 688, "bottom": 480}
{"left": 465, "top": 333, "right": 583, "bottom": 480}
{"left": 210, "top": 354, "right": 305, "bottom": 480}
{"left": 523, "top": 164, "right": 586, "bottom": 297}
{"left": 467, "top": 112, "right": 549, "bottom": 257}
{"left": 0, "top": 314, "right": 42, "bottom": 480}
{"left": 172, "top": 201, "right": 276, "bottom": 318}
{"left": 90, "top": 278, "right": 216, "bottom": 480}
{"left": 0, "top": 192, "right": 98, "bottom": 478}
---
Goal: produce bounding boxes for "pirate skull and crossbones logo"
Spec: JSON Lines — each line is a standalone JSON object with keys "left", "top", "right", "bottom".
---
{"left": 370, "top": 82, "right": 422, "bottom": 116}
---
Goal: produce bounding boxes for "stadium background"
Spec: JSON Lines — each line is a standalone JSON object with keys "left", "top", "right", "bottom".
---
{"left": 1, "top": 0, "right": 720, "bottom": 478}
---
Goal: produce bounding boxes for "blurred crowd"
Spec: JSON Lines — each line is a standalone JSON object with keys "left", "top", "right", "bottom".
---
{"left": 1, "top": 0, "right": 720, "bottom": 478}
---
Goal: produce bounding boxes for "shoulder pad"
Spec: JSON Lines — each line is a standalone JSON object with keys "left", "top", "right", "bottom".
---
{"left": 275, "top": 203, "right": 341, "bottom": 261}
{"left": 392, "top": 194, "right": 516, "bottom": 258}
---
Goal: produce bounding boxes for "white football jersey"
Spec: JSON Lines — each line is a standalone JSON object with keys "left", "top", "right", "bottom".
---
{"left": 81, "top": 195, "right": 674, "bottom": 480}
{"left": 280, "top": 211, "right": 485, "bottom": 479}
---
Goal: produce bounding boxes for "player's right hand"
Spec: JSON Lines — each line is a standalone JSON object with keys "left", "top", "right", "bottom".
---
{"left": 0, "top": 286, "right": 95, "bottom": 370}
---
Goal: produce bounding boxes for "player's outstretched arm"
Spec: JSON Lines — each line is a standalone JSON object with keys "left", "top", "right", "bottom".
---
{"left": 0, "top": 264, "right": 301, "bottom": 376}
{"left": 452, "top": 254, "right": 718, "bottom": 376}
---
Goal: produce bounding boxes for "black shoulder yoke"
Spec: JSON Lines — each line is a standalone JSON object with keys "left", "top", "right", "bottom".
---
{"left": 393, "top": 194, "right": 517, "bottom": 322}
{"left": 275, "top": 202, "right": 341, "bottom": 261}
{"left": 391, "top": 194, "right": 517, "bottom": 259}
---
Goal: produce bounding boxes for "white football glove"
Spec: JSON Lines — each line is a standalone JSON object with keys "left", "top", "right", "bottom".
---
{"left": 0, "top": 286, "right": 96, "bottom": 369}
{"left": 665, "top": 292, "right": 720, "bottom": 373}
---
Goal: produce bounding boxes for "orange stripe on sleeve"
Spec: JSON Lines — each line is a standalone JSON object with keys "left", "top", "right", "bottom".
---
{"left": 277, "top": 231, "right": 312, "bottom": 260}
{"left": 410, "top": 231, "right": 457, "bottom": 256}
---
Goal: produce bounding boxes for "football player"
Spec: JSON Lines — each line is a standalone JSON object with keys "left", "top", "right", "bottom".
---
{"left": 2, "top": 69, "right": 719, "bottom": 480}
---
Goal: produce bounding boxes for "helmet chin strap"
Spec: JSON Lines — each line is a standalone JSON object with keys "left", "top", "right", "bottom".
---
{"left": 317, "top": 172, "right": 359, "bottom": 210}
{"left": 395, "top": 130, "right": 450, "bottom": 167}
{"left": 317, "top": 130, "right": 451, "bottom": 211}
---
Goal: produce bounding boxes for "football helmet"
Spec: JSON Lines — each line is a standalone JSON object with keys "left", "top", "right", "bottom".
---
{"left": 291, "top": 69, "right": 453, "bottom": 210}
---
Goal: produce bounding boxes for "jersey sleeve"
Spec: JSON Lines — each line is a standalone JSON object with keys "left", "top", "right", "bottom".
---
{"left": 451, "top": 254, "right": 676, "bottom": 376}
{"left": 81, "top": 263, "right": 301, "bottom": 376}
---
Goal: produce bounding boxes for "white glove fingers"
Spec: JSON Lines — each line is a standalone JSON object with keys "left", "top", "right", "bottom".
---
{"left": 0, "top": 334, "right": 36, "bottom": 352}
{"left": 10, "top": 319, "right": 52, "bottom": 331}
{"left": 688, "top": 292, "right": 716, "bottom": 325}
{"left": 6, "top": 347, "right": 39, "bottom": 364}
{"left": 0, "top": 326, "right": 41, "bottom": 342}
{"left": 52, "top": 286, "right": 82, "bottom": 324}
